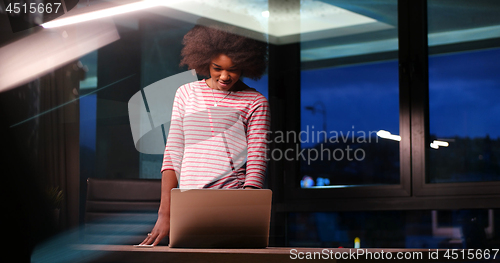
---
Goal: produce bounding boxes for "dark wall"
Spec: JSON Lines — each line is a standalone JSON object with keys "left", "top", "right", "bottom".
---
{"left": 96, "top": 28, "right": 142, "bottom": 179}
{"left": 138, "top": 18, "right": 192, "bottom": 178}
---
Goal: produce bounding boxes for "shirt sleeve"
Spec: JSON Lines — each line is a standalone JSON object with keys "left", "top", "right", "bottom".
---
{"left": 244, "top": 94, "right": 271, "bottom": 188}
{"left": 161, "top": 85, "right": 186, "bottom": 175}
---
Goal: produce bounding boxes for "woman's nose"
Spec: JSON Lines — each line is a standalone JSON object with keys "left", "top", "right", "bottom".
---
{"left": 220, "top": 72, "right": 230, "bottom": 81}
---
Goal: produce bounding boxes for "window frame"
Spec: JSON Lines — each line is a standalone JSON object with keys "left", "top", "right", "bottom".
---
{"left": 268, "top": 0, "right": 500, "bottom": 212}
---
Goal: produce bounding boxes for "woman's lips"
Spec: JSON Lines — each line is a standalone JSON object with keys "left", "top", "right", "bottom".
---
{"left": 219, "top": 81, "right": 231, "bottom": 88}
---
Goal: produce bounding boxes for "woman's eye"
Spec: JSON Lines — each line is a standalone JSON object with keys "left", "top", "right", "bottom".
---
{"left": 213, "top": 68, "right": 222, "bottom": 71}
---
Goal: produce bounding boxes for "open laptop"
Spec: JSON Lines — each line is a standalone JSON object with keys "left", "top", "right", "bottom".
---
{"left": 169, "top": 188, "right": 272, "bottom": 248}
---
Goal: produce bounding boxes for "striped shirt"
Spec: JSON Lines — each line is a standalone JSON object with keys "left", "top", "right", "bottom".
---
{"left": 161, "top": 80, "right": 271, "bottom": 189}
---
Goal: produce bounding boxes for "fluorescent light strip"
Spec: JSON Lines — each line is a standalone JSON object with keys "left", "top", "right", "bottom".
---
{"left": 377, "top": 130, "right": 401, "bottom": 141}
{"left": 377, "top": 130, "right": 452, "bottom": 149}
{"left": 431, "top": 140, "right": 450, "bottom": 149}
{"left": 42, "top": 0, "right": 161, "bottom": 28}
{"left": 433, "top": 140, "right": 449, "bottom": 147}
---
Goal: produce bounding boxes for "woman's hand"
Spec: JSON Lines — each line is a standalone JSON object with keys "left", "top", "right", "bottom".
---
{"left": 140, "top": 170, "right": 177, "bottom": 246}
{"left": 140, "top": 213, "right": 170, "bottom": 246}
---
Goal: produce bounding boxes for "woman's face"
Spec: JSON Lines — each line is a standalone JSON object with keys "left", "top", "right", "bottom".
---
{"left": 208, "top": 54, "right": 242, "bottom": 91}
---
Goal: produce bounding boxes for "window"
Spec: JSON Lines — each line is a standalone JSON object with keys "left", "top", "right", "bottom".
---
{"left": 290, "top": 0, "right": 406, "bottom": 197}
{"left": 427, "top": 0, "right": 500, "bottom": 184}
{"left": 300, "top": 61, "right": 399, "bottom": 187}
{"left": 288, "top": 209, "right": 498, "bottom": 249}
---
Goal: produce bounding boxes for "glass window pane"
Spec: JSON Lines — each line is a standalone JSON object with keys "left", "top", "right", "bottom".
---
{"left": 299, "top": 0, "right": 399, "bottom": 188}
{"left": 427, "top": 0, "right": 500, "bottom": 183}
{"left": 288, "top": 209, "right": 496, "bottom": 249}
{"left": 72, "top": 1, "right": 274, "bottom": 180}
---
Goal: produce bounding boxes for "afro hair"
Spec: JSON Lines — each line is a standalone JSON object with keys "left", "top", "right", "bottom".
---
{"left": 180, "top": 23, "right": 268, "bottom": 80}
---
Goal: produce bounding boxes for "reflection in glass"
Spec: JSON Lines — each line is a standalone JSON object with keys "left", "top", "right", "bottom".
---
{"left": 427, "top": 0, "right": 500, "bottom": 183}
{"left": 300, "top": 61, "right": 399, "bottom": 188}
{"left": 428, "top": 49, "right": 500, "bottom": 183}
{"left": 299, "top": 0, "right": 399, "bottom": 188}
{"left": 288, "top": 209, "right": 496, "bottom": 249}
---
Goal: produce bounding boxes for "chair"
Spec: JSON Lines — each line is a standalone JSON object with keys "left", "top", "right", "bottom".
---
{"left": 84, "top": 178, "right": 165, "bottom": 245}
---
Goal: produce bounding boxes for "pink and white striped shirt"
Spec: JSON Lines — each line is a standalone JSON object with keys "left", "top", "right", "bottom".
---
{"left": 161, "top": 80, "right": 270, "bottom": 189}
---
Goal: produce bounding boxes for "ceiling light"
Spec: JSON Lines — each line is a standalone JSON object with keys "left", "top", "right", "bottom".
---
{"left": 377, "top": 130, "right": 401, "bottom": 141}
{"left": 42, "top": 0, "right": 163, "bottom": 28}
{"left": 430, "top": 140, "right": 450, "bottom": 149}
{"left": 433, "top": 140, "right": 449, "bottom": 147}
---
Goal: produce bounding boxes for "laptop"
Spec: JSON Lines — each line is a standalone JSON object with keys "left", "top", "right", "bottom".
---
{"left": 168, "top": 188, "right": 272, "bottom": 248}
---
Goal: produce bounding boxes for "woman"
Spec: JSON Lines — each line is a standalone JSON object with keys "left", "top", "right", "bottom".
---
{"left": 140, "top": 23, "right": 270, "bottom": 246}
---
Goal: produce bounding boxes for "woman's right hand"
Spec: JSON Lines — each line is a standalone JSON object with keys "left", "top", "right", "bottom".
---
{"left": 140, "top": 169, "right": 177, "bottom": 246}
{"left": 140, "top": 213, "right": 170, "bottom": 246}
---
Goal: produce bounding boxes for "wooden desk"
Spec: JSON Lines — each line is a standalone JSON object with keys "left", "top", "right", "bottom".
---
{"left": 71, "top": 245, "right": 489, "bottom": 262}
{"left": 74, "top": 245, "right": 293, "bottom": 263}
